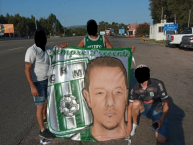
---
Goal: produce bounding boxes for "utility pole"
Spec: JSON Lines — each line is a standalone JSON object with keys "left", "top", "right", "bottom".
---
{"left": 35, "top": 10, "right": 39, "bottom": 30}
{"left": 174, "top": 14, "right": 176, "bottom": 24}
{"left": 188, "top": 9, "right": 191, "bottom": 27}
{"left": 161, "top": 7, "right": 163, "bottom": 21}
{"left": 62, "top": 3, "right": 65, "bottom": 36}
{"left": 118, "top": 24, "right": 119, "bottom": 35}
{"left": 35, "top": 16, "right": 37, "bottom": 30}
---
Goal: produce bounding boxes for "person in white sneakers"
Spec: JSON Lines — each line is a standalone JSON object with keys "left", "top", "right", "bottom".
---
{"left": 126, "top": 64, "right": 169, "bottom": 144}
{"left": 24, "top": 30, "right": 68, "bottom": 140}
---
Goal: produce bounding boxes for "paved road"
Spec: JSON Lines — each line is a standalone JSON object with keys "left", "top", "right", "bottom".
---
{"left": 0, "top": 36, "right": 193, "bottom": 145}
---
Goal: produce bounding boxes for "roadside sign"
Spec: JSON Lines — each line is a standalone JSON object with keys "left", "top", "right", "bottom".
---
{"left": 119, "top": 29, "right": 125, "bottom": 35}
{"left": 164, "top": 24, "right": 178, "bottom": 31}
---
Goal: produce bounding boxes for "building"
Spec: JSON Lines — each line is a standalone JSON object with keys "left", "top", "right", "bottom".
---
{"left": 128, "top": 24, "right": 139, "bottom": 37}
{"left": 149, "top": 20, "right": 174, "bottom": 40}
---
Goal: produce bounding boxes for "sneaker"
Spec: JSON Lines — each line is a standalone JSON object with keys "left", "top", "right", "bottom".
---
{"left": 43, "top": 117, "right": 47, "bottom": 123}
{"left": 39, "top": 129, "right": 56, "bottom": 140}
{"left": 130, "top": 123, "right": 138, "bottom": 136}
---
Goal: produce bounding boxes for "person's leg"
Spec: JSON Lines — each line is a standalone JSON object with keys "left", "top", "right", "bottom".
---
{"left": 36, "top": 104, "right": 46, "bottom": 131}
{"left": 43, "top": 80, "right": 48, "bottom": 120}
{"left": 155, "top": 132, "right": 167, "bottom": 144}
{"left": 151, "top": 111, "right": 168, "bottom": 144}
{"left": 33, "top": 80, "right": 47, "bottom": 130}
{"left": 132, "top": 100, "right": 145, "bottom": 124}
{"left": 130, "top": 100, "right": 146, "bottom": 136}
{"left": 34, "top": 80, "right": 55, "bottom": 139}
{"left": 43, "top": 99, "right": 47, "bottom": 119}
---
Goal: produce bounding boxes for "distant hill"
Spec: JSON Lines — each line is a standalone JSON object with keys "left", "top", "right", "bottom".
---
{"left": 66, "top": 25, "right": 86, "bottom": 30}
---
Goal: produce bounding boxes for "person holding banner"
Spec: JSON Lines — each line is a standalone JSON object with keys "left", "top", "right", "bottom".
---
{"left": 24, "top": 30, "right": 68, "bottom": 140}
{"left": 127, "top": 64, "right": 169, "bottom": 144}
{"left": 60, "top": 19, "right": 135, "bottom": 53}
{"left": 72, "top": 57, "right": 130, "bottom": 142}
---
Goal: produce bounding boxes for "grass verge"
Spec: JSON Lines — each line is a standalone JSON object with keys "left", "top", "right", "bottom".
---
{"left": 148, "top": 39, "right": 166, "bottom": 45}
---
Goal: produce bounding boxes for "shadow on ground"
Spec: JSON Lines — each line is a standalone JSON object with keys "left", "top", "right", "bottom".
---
{"left": 165, "top": 44, "right": 193, "bottom": 52}
{"left": 156, "top": 97, "right": 185, "bottom": 145}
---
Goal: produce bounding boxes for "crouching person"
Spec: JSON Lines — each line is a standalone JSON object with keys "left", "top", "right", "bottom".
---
{"left": 127, "top": 64, "right": 169, "bottom": 144}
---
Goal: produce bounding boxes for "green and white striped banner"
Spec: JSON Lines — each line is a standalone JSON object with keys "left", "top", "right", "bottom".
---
{"left": 47, "top": 46, "right": 132, "bottom": 143}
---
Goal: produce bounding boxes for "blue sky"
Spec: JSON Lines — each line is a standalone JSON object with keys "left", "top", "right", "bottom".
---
{"left": 0, "top": 0, "right": 153, "bottom": 26}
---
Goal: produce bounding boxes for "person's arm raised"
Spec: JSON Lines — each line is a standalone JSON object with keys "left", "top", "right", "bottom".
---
{"left": 57, "top": 43, "right": 69, "bottom": 49}
{"left": 77, "top": 38, "right": 84, "bottom": 47}
{"left": 104, "top": 37, "right": 113, "bottom": 49}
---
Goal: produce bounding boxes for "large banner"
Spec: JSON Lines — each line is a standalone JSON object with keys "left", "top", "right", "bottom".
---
{"left": 0, "top": 24, "right": 14, "bottom": 36}
{"left": 47, "top": 46, "right": 132, "bottom": 143}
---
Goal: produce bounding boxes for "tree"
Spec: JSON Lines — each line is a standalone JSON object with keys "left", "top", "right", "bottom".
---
{"left": 66, "top": 28, "right": 74, "bottom": 36}
{"left": 149, "top": 0, "right": 193, "bottom": 30}
{"left": 135, "top": 23, "right": 150, "bottom": 37}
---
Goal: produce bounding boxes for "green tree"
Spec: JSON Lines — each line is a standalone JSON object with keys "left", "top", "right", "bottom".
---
{"left": 66, "top": 28, "right": 74, "bottom": 36}
{"left": 149, "top": 0, "right": 193, "bottom": 30}
{"left": 135, "top": 23, "right": 150, "bottom": 37}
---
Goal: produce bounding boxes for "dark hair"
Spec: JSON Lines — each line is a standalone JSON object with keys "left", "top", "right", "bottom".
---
{"left": 34, "top": 30, "right": 47, "bottom": 48}
{"left": 87, "top": 19, "right": 98, "bottom": 36}
{"left": 84, "top": 57, "right": 128, "bottom": 91}
{"left": 135, "top": 67, "right": 150, "bottom": 83}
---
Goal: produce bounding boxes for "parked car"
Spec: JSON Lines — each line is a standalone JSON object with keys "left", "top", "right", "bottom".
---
{"left": 180, "top": 35, "right": 193, "bottom": 49}
{"left": 166, "top": 27, "right": 193, "bottom": 47}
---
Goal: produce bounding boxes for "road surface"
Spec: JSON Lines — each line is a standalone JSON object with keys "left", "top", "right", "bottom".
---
{"left": 0, "top": 36, "right": 193, "bottom": 145}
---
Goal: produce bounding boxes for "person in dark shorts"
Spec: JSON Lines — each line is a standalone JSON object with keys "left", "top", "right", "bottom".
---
{"left": 127, "top": 64, "right": 169, "bottom": 144}
{"left": 24, "top": 30, "right": 68, "bottom": 140}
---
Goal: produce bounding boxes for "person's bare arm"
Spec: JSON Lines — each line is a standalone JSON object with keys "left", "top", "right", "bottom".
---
{"left": 24, "top": 62, "right": 39, "bottom": 96}
{"left": 126, "top": 102, "right": 133, "bottom": 137}
{"left": 160, "top": 98, "right": 170, "bottom": 122}
{"left": 131, "top": 46, "right": 135, "bottom": 53}
{"left": 104, "top": 37, "right": 113, "bottom": 49}
{"left": 77, "top": 38, "right": 84, "bottom": 47}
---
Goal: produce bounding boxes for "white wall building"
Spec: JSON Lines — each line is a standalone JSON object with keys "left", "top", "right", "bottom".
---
{"left": 150, "top": 20, "right": 175, "bottom": 40}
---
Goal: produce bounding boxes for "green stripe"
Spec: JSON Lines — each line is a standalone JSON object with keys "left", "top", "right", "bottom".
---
{"left": 54, "top": 83, "right": 67, "bottom": 131}
{"left": 70, "top": 80, "right": 85, "bottom": 128}
{"left": 80, "top": 126, "right": 97, "bottom": 142}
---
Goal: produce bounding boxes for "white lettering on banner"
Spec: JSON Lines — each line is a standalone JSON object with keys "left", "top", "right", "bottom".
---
{"left": 87, "top": 45, "right": 102, "bottom": 49}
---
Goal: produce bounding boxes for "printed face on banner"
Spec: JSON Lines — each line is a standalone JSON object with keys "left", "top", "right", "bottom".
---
{"left": 82, "top": 57, "right": 128, "bottom": 139}
{"left": 83, "top": 67, "right": 128, "bottom": 128}
{"left": 47, "top": 47, "right": 132, "bottom": 142}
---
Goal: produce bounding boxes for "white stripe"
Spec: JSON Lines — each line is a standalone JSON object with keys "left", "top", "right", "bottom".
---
{"left": 129, "top": 100, "right": 134, "bottom": 102}
{"left": 161, "top": 95, "right": 168, "bottom": 100}
{"left": 71, "top": 133, "right": 81, "bottom": 141}
{"left": 132, "top": 56, "right": 136, "bottom": 66}
{"left": 88, "top": 35, "right": 99, "bottom": 41}
{"left": 7, "top": 47, "right": 24, "bottom": 51}
{"left": 47, "top": 86, "right": 60, "bottom": 131}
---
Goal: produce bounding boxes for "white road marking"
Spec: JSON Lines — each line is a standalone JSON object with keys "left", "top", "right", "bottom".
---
{"left": 7, "top": 47, "right": 25, "bottom": 51}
